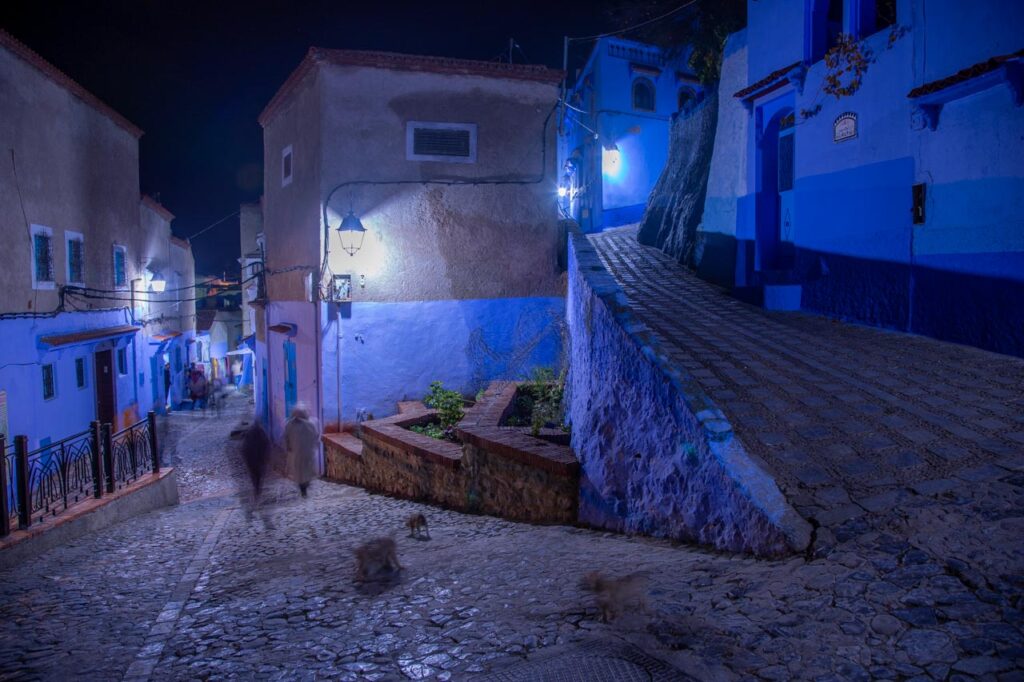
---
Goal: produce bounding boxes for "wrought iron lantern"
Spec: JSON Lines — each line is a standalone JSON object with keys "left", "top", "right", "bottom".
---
{"left": 150, "top": 272, "right": 166, "bottom": 292}
{"left": 335, "top": 210, "right": 366, "bottom": 257}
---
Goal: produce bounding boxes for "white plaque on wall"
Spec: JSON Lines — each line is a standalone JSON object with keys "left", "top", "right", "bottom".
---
{"left": 834, "top": 112, "right": 857, "bottom": 142}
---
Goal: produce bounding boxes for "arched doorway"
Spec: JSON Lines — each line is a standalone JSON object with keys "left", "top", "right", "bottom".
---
{"left": 756, "top": 106, "right": 795, "bottom": 271}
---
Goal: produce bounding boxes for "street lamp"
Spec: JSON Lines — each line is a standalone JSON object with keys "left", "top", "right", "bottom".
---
{"left": 150, "top": 271, "right": 166, "bottom": 292}
{"left": 335, "top": 210, "right": 366, "bottom": 257}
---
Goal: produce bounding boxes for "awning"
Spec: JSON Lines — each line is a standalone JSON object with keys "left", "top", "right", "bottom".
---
{"left": 39, "top": 325, "right": 141, "bottom": 349}
{"left": 226, "top": 348, "right": 252, "bottom": 356}
{"left": 268, "top": 323, "right": 297, "bottom": 337}
{"left": 149, "top": 331, "right": 183, "bottom": 345}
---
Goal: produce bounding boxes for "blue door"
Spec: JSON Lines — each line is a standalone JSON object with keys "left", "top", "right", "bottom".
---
{"left": 283, "top": 341, "right": 297, "bottom": 418}
{"left": 261, "top": 360, "right": 270, "bottom": 422}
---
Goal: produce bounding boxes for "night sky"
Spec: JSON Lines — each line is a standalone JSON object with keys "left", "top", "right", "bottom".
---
{"left": 0, "top": 0, "right": 616, "bottom": 275}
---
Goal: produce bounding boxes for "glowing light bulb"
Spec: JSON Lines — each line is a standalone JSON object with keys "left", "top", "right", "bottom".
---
{"left": 557, "top": 186, "right": 568, "bottom": 198}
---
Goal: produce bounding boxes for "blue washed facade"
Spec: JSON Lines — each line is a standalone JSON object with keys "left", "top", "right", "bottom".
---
{"left": 320, "top": 297, "right": 565, "bottom": 426}
{"left": 560, "top": 37, "right": 701, "bottom": 232}
{"left": 696, "top": 0, "right": 1024, "bottom": 356}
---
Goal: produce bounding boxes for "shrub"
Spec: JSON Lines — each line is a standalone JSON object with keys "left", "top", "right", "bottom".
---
{"left": 423, "top": 381, "right": 465, "bottom": 438}
{"left": 525, "top": 367, "right": 565, "bottom": 437}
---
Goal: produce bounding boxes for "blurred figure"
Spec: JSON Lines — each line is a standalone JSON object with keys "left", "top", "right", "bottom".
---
{"left": 285, "top": 403, "right": 318, "bottom": 497}
{"left": 189, "top": 368, "right": 208, "bottom": 411}
{"left": 209, "top": 376, "right": 225, "bottom": 416}
{"left": 240, "top": 420, "right": 271, "bottom": 519}
{"left": 163, "top": 362, "right": 172, "bottom": 410}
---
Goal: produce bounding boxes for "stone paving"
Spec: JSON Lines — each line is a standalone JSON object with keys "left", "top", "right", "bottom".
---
{"left": 590, "top": 226, "right": 1024, "bottom": 535}
{"left": 0, "top": 336, "right": 1022, "bottom": 679}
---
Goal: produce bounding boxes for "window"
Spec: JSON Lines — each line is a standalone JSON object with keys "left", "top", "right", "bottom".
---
{"left": 66, "top": 231, "right": 84, "bottom": 285}
{"left": 858, "top": 0, "right": 895, "bottom": 36}
{"left": 117, "top": 348, "right": 128, "bottom": 375}
{"left": 281, "top": 145, "right": 293, "bottom": 187}
{"left": 30, "top": 224, "right": 55, "bottom": 289}
{"left": 42, "top": 364, "right": 56, "bottom": 400}
{"left": 808, "top": 0, "right": 845, "bottom": 62}
{"left": 75, "top": 358, "right": 87, "bottom": 389}
{"left": 632, "top": 78, "right": 656, "bottom": 111}
{"left": 113, "top": 245, "right": 127, "bottom": 289}
{"left": 406, "top": 122, "right": 477, "bottom": 163}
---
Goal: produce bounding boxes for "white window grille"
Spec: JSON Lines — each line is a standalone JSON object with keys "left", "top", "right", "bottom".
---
{"left": 30, "top": 224, "right": 55, "bottom": 290}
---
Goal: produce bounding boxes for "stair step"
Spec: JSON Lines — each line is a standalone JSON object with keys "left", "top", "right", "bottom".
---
{"left": 327, "top": 432, "right": 363, "bottom": 458}
{"left": 763, "top": 284, "right": 802, "bottom": 311}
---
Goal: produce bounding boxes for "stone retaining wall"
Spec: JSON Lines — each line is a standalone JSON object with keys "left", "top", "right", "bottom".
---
{"left": 322, "top": 383, "right": 578, "bottom": 525}
{"left": 567, "top": 235, "right": 811, "bottom": 557}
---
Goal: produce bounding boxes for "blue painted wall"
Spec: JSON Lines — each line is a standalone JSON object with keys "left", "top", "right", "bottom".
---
{"left": 0, "top": 308, "right": 166, "bottom": 449}
{"left": 320, "top": 296, "right": 564, "bottom": 424}
{"left": 696, "top": 0, "right": 1024, "bottom": 355}
{"left": 560, "top": 37, "right": 698, "bottom": 232}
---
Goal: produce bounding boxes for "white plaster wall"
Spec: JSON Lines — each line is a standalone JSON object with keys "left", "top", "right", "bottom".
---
{"left": 701, "top": 31, "right": 750, "bottom": 238}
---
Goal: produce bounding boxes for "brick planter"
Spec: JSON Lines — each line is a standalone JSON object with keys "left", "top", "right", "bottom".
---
{"left": 322, "top": 382, "right": 579, "bottom": 524}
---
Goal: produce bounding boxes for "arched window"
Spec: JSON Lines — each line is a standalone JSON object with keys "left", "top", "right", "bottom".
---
{"left": 632, "top": 78, "right": 655, "bottom": 112}
{"left": 677, "top": 87, "right": 697, "bottom": 113}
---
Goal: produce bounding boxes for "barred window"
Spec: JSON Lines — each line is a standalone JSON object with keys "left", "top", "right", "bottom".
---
{"left": 113, "top": 245, "right": 127, "bottom": 288}
{"left": 75, "top": 357, "right": 86, "bottom": 389}
{"left": 67, "top": 232, "right": 84, "bottom": 284}
{"left": 117, "top": 348, "right": 128, "bottom": 375}
{"left": 42, "top": 364, "right": 56, "bottom": 400}
{"left": 31, "top": 225, "right": 55, "bottom": 288}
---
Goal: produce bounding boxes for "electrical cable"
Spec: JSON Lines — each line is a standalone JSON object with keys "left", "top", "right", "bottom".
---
{"left": 184, "top": 209, "right": 240, "bottom": 242}
{"left": 568, "top": 0, "right": 700, "bottom": 42}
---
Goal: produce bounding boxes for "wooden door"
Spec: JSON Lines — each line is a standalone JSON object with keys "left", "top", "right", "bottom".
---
{"left": 95, "top": 349, "right": 116, "bottom": 425}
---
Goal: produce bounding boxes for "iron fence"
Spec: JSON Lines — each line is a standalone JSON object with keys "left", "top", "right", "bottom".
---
{"left": 0, "top": 412, "right": 160, "bottom": 537}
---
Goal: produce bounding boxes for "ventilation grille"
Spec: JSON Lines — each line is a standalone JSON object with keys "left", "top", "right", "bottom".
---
{"left": 413, "top": 127, "right": 471, "bottom": 158}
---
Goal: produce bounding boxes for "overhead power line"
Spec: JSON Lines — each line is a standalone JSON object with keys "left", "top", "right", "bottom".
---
{"left": 569, "top": 0, "right": 700, "bottom": 42}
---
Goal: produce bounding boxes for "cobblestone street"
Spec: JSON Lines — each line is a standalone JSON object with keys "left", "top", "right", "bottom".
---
{"left": 1, "top": 373, "right": 1023, "bottom": 679}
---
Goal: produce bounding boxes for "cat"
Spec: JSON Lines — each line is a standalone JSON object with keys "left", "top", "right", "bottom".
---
{"left": 354, "top": 537, "right": 402, "bottom": 582}
{"left": 580, "top": 571, "right": 649, "bottom": 622}
{"left": 406, "top": 513, "right": 430, "bottom": 539}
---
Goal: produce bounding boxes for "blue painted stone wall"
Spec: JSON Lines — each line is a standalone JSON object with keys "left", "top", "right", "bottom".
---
{"left": 321, "top": 296, "right": 565, "bottom": 425}
{"left": 566, "top": 235, "right": 810, "bottom": 557}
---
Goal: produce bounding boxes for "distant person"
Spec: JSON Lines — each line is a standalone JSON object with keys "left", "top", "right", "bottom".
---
{"left": 240, "top": 420, "right": 271, "bottom": 517}
{"left": 285, "top": 403, "right": 319, "bottom": 497}
{"left": 163, "top": 362, "right": 172, "bottom": 409}
{"left": 210, "top": 376, "right": 225, "bottom": 415}
{"left": 189, "top": 370, "right": 208, "bottom": 411}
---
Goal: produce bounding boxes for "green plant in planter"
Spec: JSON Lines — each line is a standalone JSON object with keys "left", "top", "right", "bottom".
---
{"left": 526, "top": 367, "right": 565, "bottom": 437}
{"left": 422, "top": 380, "right": 465, "bottom": 439}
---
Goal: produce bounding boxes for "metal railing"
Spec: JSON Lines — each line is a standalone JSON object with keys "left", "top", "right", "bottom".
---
{"left": 0, "top": 411, "right": 160, "bottom": 536}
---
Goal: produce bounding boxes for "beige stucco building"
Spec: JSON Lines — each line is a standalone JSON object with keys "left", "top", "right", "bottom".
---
{"left": 255, "top": 48, "right": 566, "bottom": 441}
{"left": 0, "top": 29, "right": 195, "bottom": 448}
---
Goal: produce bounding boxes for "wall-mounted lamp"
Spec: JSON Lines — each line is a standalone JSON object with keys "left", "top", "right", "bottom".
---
{"left": 558, "top": 173, "right": 571, "bottom": 198}
{"left": 334, "top": 210, "right": 367, "bottom": 257}
{"left": 150, "top": 272, "right": 167, "bottom": 293}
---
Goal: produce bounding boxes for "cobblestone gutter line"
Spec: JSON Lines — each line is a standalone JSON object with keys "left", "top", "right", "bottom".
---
{"left": 123, "top": 506, "right": 234, "bottom": 681}
{"left": 567, "top": 233, "right": 811, "bottom": 556}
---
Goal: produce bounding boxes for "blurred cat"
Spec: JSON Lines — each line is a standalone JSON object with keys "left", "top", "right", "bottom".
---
{"left": 580, "top": 571, "right": 649, "bottom": 622}
{"left": 354, "top": 537, "right": 402, "bottom": 582}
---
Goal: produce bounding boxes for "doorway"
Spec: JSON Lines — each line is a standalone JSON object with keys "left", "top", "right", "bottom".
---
{"left": 756, "top": 103, "right": 795, "bottom": 271}
{"left": 283, "top": 340, "right": 297, "bottom": 418}
{"left": 94, "top": 349, "right": 116, "bottom": 426}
